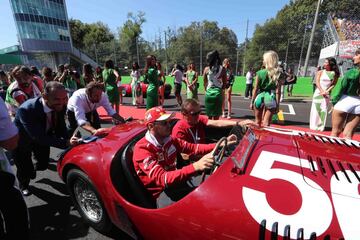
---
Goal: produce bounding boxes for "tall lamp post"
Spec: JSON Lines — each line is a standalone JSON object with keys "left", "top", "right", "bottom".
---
{"left": 285, "top": 39, "right": 296, "bottom": 68}
{"left": 303, "top": 0, "right": 322, "bottom": 76}
{"left": 297, "top": 14, "right": 310, "bottom": 76}
{"left": 285, "top": 39, "right": 290, "bottom": 67}
{"left": 199, "top": 24, "right": 203, "bottom": 74}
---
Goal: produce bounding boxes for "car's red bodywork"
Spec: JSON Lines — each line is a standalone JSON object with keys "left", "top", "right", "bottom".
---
{"left": 121, "top": 83, "right": 172, "bottom": 98}
{"left": 57, "top": 121, "right": 360, "bottom": 239}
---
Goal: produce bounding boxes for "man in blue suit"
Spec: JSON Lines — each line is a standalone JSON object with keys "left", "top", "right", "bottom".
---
{"left": 13, "top": 81, "right": 79, "bottom": 195}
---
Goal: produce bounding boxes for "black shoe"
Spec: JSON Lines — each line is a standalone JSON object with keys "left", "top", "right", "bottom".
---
{"left": 21, "top": 187, "right": 32, "bottom": 196}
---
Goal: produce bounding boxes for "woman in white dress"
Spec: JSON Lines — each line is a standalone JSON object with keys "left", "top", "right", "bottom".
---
{"left": 130, "top": 62, "right": 143, "bottom": 107}
{"left": 309, "top": 58, "right": 339, "bottom": 131}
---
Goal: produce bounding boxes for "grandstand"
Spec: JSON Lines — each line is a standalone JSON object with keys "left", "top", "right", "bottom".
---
{"left": 318, "top": 13, "right": 360, "bottom": 75}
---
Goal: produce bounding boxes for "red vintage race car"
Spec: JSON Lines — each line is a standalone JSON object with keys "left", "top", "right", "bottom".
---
{"left": 120, "top": 83, "right": 172, "bottom": 98}
{"left": 57, "top": 120, "right": 360, "bottom": 239}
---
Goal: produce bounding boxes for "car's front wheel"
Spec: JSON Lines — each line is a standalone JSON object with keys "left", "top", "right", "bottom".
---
{"left": 66, "top": 169, "right": 112, "bottom": 233}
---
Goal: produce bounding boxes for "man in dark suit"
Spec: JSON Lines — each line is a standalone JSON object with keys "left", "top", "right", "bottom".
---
{"left": 13, "top": 81, "right": 79, "bottom": 195}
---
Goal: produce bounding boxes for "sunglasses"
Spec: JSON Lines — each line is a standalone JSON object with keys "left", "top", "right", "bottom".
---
{"left": 184, "top": 110, "right": 201, "bottom": 116}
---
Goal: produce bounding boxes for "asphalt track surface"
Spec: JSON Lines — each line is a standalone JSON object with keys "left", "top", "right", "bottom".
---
{"left": 12, "top": 94, "right": 359, "bottom": 240}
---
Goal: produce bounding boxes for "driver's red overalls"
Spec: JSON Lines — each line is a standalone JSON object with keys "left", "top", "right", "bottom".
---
{"left": 133, "top": 131, "right": 215, "bottom": 200}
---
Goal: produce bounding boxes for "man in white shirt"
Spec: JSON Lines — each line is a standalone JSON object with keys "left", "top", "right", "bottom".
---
{"left": 67, "top": 82, "right": 125, "bottom": 137}
{"left": 171, "top": 64, "right": 184, "bottom": 106}
{"left": 245, "top": 68, "right": 254, "bottom": 99}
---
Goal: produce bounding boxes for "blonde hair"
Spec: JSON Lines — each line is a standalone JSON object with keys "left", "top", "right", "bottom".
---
{"left": 263, "top": 50, "right": 281, "bottom": 83}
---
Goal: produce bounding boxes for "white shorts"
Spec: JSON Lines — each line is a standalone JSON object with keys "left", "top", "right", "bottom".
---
{"left": 334, "top": 95, "right": 360, "bottom": 114}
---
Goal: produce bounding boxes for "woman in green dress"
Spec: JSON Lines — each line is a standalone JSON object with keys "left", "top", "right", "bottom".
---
{"left": 331, "top": 49, "right": 360, "bottom": 139}
{"left": 102, "top": 59, "right": 120, "bottom": 113}
{"left": 250, "top": 51, "right": 283, "bottom": 127}
{"left": 185, "top": 62, "right": 198, "bottom": 100}
{"left": 203, "top": 50, "right": 226, "bottom": 120}
{"left": 144, "top": 55, "right": 159, "bottom": 110}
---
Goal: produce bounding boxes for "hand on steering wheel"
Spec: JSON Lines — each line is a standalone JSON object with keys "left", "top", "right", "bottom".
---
{"left": 201, "top": 137, "right": 228, "bottom": 182}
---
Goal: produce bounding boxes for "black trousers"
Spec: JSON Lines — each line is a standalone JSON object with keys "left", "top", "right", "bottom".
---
{"left": 13, "top": 142, "right": 50, "bottom": 188}
{"left": 0, "top": 171, "right": 29, "bottom": 239}
{"left": 67, "top": 110, "right": 101, "bottom": 136}
{"left": 245, "top": 83, "right": 253, "bottom": 98}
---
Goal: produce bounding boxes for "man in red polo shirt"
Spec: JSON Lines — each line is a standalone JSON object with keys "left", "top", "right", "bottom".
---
{"left": 133, "top": 107, "right": 236, "bottom": 208}
{"left": 172, "top": 99, "right": 254, "bottom": 144}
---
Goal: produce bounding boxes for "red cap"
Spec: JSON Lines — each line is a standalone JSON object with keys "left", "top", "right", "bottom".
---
{"left": 144, "top": 107, "right": 175, "bottom": 125}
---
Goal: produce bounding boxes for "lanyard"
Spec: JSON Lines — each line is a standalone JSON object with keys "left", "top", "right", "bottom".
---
{"left": 188, "top": 128, "right": 198, "bottom": 144}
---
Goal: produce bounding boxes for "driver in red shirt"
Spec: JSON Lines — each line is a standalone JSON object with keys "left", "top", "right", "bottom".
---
{"left": 172, "top": 99, "right": 254, "bottom": 159}
{"left": 133, "top": 107, "right": 236, "bottom": 207}
{"left": 172, "top": 99, "right": 254, "bottom": 144}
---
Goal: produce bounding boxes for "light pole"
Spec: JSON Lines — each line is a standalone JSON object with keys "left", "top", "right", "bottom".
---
{"left": 297, "top": 14, "right": 310, "bottom": 76}
{"left": 113, "top": 39, "right": 117, "bottom": 66}
{"left": 136, "top": 36, "right": 140, "bottom": 65}
{"left": 285, "top": 39, "right": 290, "bottom": 67}
{"left": 200, "top": 24, "right": 203, "bottom": 74}
{"left": 164, "top": 31, "right": 168, "bottom": 75}
{"left": 303, "top": 0, "right": 321, "bottom": 76}
{"left": 285, "top": 39, "right": 297, "bottom": 68}
{"left": 94, "top": 43, "right": 98, "bottom": 64}
{"left": 235, "top": 44, "right": 239, "bottom": 76}
{"left": 242, "top": 19, "right": 249, "bottom": 76}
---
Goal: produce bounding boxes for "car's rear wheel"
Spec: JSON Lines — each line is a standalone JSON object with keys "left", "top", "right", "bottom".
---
{"left": 67, "top": 169, "right": 112, "bottom": 233}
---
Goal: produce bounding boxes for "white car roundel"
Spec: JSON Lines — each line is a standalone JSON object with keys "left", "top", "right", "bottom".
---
{"left": 242, "top": 150, "right": 360, "bottom": 239}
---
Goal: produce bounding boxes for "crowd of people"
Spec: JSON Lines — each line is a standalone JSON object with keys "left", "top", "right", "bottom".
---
{"left": 0, "top": 61, "right": 129, "bottom": 197}
{"left": 0, "top": 46, "right": 359, "bottom": 236}
{"left": 333, "top": 14, "right": 360, "bottom": 41}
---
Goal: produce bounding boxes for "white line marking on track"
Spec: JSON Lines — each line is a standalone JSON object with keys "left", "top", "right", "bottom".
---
{"left": 280, "top": 103, "right": 296, "bottom": 115}
{"left": 233, "top": 103, "right": 296, "bottom": 115}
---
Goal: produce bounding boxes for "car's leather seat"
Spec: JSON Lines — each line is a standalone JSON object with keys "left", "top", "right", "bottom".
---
{"left": 121, "top": 142, "right": 156, "bottom": 209}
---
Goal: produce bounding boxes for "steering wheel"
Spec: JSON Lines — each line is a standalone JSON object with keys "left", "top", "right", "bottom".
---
{"left": 201, "top": 137, "right": 228, "bottom": 183}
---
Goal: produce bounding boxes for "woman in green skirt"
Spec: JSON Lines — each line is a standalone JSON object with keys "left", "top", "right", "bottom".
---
{"left": 185, "top": 62, "right": 198, "bottom": 100}
{"left": 144, "top": 55, "right": 159, "bottom": 110}
{"left": 250, "top": 51, "right": 283, "bottom": 127}
{"left": 203, "top": 50, "right": 226, "bottom": 120}
{"left": 102, "top": 59, "right": 120, "bottom": 113}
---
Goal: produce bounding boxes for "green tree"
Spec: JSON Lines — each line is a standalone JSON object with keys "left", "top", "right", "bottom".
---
{"left": 118, "top": 11, "right": 146, "bottom": 66}
{"left": 245, "top": 0, "right": 360, "bottom": 72}
{"left": 165, "top": 20, "right": 238, "bottom": 72}
{"left": 69, "top": 19, "right": 88, "bottom": 49}
{"left": 69, "top": 19, "right": 115, "bottom": 65}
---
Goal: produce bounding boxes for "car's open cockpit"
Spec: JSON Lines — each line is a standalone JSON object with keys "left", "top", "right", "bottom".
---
{"left": 110, "top": 120, "right": 246, "bottom": 209}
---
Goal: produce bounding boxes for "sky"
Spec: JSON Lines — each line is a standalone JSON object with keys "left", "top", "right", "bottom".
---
{"left": 0, "top": 0, "right": 290, "bottom": 49}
